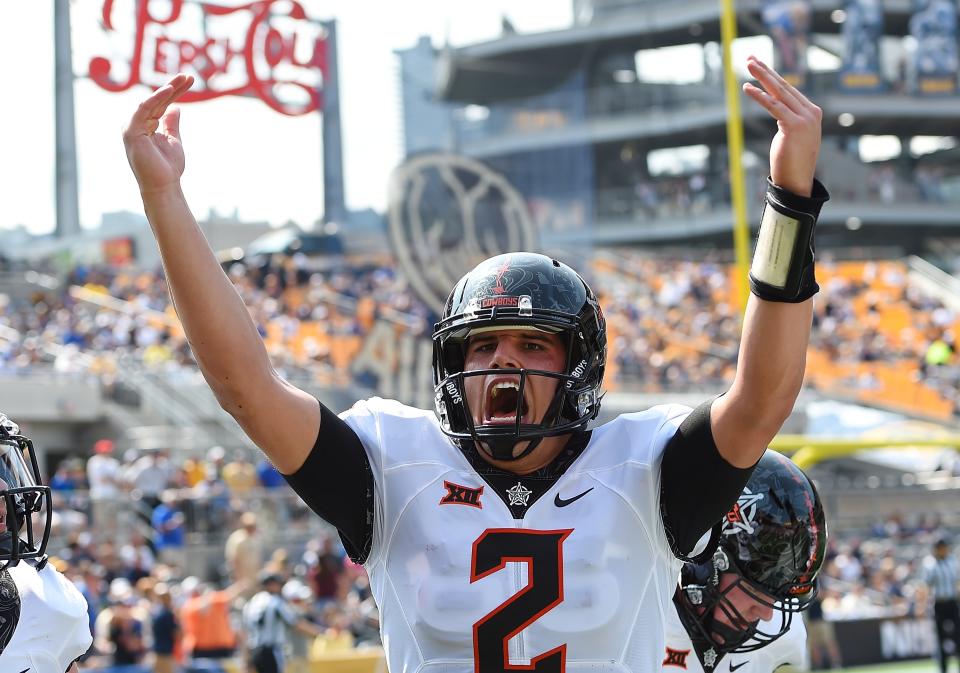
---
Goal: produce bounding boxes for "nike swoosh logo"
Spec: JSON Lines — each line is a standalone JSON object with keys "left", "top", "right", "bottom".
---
{"left": 18, "top": 668, "right": 30, "bottom": 673}
{"left": 729, "top": 662, "right": 748, "bottom": 672}
{"left": 554, "top": 487, "right": 593, "bottom": 507}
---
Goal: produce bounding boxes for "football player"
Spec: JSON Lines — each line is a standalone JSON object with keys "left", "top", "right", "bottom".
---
{"left": 123, "top": 55, "right": 828, "bottom": 672}
{"left": 662, "top": 450, "right": 827, "bottom": 673}
{"left": 0, "top": 414, "right": 92, "bottom": 672}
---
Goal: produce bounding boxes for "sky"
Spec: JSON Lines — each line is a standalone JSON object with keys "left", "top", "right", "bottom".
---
{"left": 0, "top": 0, "right": 574, "bottom": 234}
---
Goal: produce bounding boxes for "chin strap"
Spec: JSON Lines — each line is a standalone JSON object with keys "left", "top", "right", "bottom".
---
{"left": 478, "top": 435, "right": 543, "bottom": 462}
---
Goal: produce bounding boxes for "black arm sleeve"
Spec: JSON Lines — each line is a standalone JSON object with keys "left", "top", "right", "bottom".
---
{"left": 282, "top": 402, "right": 375, "bottom": 564}
{"left": 660, "top": 399, "right": 757, "bottom": 561}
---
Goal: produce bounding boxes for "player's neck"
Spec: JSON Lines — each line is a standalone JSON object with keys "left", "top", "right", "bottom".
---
{"left": 480, "top": 434, "right": 570, "bottom": 475}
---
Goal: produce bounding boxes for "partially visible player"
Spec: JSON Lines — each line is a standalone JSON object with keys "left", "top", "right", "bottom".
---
{"left": 662, "top": 450, "right": 827, "bottom": 672}
{"left": 0, "top": 413, "right": 92, "bottom": 673}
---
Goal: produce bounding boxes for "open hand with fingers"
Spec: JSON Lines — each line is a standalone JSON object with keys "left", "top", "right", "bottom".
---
{"left": 743, "top": 56, "right": 821, "bottom": 197}
{"left": 122, "top": 74, "right": 196, "bottom": 196}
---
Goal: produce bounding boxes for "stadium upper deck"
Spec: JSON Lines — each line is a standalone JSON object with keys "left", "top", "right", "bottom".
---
{"left": 399, "top": 0, "right": 960, "bottom": 249}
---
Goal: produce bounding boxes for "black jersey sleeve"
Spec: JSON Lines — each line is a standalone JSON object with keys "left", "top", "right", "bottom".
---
{"left": 282, "top": 402, "right": 375, "bottom": 564}
{"left": 659, "top": 399, "right": 757, "bottom": 560}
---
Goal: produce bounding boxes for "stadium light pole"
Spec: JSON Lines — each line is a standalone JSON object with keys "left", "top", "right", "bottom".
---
{"left": 719, "top": 0, "right": 751, "bottom": 312}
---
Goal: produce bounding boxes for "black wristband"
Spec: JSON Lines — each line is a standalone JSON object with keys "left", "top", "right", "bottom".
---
{"left": 749, "top": 178, "right": 830, "bottom": 303}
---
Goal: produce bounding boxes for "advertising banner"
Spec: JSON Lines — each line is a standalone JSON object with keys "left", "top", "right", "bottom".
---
{"left": 89, "top": 0, "right": 329, "bottom": 115}
{"left": 840, "top": 0, "right": 885, "bottom": 91}
{"left": 832, "top": 617, "right": 935, "bottom": 667}
{"left": 910, "top": 0, "right": 959, "bottom": 95}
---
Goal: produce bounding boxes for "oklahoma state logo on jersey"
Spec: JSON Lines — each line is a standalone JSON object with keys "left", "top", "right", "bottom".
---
{"left": 663, "top": 647, "right": 690, "bottom": 668}
{"left": 439, "top": 481, "right": 483, "bottom": 508}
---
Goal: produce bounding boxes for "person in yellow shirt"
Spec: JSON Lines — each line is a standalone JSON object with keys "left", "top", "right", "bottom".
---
{"left": 224, "top": 512, "right": 264, "bottom": 597}
{"left": 221, "top": 456, "right": 257, "bottom": 495}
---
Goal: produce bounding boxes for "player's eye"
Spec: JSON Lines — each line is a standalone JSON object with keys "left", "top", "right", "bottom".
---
{"left": 468, "top": 341, "right": 495, "bottom": 354}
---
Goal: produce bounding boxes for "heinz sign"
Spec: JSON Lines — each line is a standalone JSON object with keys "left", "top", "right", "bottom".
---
{"left": 90, "top": 0, "right": 328, "bottom": 115}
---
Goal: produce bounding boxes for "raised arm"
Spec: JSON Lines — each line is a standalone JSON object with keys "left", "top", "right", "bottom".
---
{"left": 122, "top": 75, "right": 319, "bottom": 473}
{"left": 712, "top": 56, "right": 827, "bottom": 468}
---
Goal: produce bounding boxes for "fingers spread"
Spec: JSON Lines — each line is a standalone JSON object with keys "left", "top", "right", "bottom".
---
{"left": 744, "top": 57, "right": 821, "bottom": 125}
{"left": 746, "top": 58, "right": 804, "bottom": 112}
{"left": 132, "top": 74, "right": 194, "bottom": 131}
{"left": 743, "top": 82, "right": 797, "bottom": 123}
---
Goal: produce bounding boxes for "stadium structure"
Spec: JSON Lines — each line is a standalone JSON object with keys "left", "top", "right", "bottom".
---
{"left": 1, "top": 1, "right": 960, "bottom": 669}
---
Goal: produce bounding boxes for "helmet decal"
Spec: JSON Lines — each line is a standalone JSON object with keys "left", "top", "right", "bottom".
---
{"left": 723, "top": 489, "right": 765, "bottom": 536}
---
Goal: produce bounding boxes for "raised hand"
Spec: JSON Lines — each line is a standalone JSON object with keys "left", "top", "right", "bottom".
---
{"left": 122, "top": 74, "right": 195, "bottom": 195}
{"left": 743, "top": 56, "right": 821, "bottom": 197}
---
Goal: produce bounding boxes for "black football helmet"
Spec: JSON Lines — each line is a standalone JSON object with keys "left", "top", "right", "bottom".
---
{"left": 432, "top": 252, "right": 606, "bottom": 461}
{"left": 678, "top": 450, "right": 827, "bottom": 656}
{"left": 0, "top": 414, "right": 52, "bottom": 568}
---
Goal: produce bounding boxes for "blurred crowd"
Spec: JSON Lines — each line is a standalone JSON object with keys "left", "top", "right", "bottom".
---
{"left": 44, "top": 439, "right": 379, "bottom": 670}
{"left": 1, "top": 252, "right": 958, "bottom": 416}
{"left": 818, "top": 512, "right": 957, "bottom": 622}
{"left": 0, "top": 251, "right": 957, "bottom": 670}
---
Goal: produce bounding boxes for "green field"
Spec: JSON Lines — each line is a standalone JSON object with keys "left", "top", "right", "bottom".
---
{"left": 838, "top": 660, "right": 938, "bottom": 673}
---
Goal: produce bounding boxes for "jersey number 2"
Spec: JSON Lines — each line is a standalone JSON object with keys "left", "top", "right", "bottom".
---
{"left": 470, "top": 529, "right": 572, "bottom": 673}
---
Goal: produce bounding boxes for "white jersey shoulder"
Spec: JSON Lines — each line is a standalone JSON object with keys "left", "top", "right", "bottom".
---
{"left": 662, "top": 600, "right": 809, "bottom": 673}
{"left": 341, "top": 397, "right": 693, "bottom": 673}
{"left": 0, "top": 561, "right": 92, "bottom": 673}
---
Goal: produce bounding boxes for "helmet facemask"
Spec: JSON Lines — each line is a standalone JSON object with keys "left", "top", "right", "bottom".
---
{"left": 0, "top": 415, "right": 52, "bottom": 568}
{"left": 680, "top": 549, "right": 798, "bottom": 655}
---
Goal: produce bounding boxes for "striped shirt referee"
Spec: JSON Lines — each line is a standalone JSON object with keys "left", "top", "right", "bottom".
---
{"left": 925, "top": 539, "right": 960, "bottom": 673}
{"left": 926, "top": 543, "right": 959, "bottom": 602}
{"left": 242, "top": 573, "right": 321, "bottom": 673}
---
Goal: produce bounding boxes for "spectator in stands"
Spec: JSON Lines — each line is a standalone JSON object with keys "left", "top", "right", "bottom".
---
{"left": 97, "top": 578, "right": 148, "bottom": 667}
{"left": 925, "top": 538, "right": 960, "bottom": 673}
{"left": 257, "top": 457, "right": 285, "bottom": 490}
{"left": 125, "top": 448, "right": 173, "bottom": 510}
{"left": 223, "top": 454, "right": 258, "bottom": 495}
{"left": 50, "top": 460, "right": 81, "bottom": 492}
{"left": 805, "top": 589, "right": 842, "bottom": 670}
{"left": 312, "top": 604, "right": 355, "bottom": 655}
{"left": 282, "top": 579, "right": 317, "bottom": 673}
{"left": 179, "top": 576, "right": 246, "bottom": 662}
{"left": 150, "top": 582, "right": 178, "bottom": 673}
{"left": 306, "top": 535, "right": 345, "bottom": 607}
{"left": 151, "top": 489, "right": 186, "bottom": 570}
{"left": 120, "top": 532, "right": 156, "bottom": 584}
{"left": 87, "top": 438, "right": 121, "bottom": 535}
{"left": 225, "top": 511, "right": 265, "bottom": 597}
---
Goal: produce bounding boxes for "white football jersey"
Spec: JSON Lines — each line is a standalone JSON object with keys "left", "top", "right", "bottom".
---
{"left": 0, "top": 560, "right": 92, "bottom": 673}
{"left": 343, "top": 396, "right": 693, "bottom": 673}
{"left": 661, "top": 599, "right": 809, "bottom": 673}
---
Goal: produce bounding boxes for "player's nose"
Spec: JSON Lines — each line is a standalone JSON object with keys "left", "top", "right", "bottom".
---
{"left": 753, "top": 602, "right": 775, "bottom": 622}
{"left": 489, "top": 339, "right": 521, "bottom": 369}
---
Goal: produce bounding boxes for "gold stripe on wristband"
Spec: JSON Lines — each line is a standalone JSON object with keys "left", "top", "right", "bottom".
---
{"left": 751, "top": 205, "right": 801, "bottom": 289}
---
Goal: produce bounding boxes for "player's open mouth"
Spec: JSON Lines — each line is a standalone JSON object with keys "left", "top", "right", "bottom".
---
{"left": 483, "top": 377, "right": 530, "bottom": 424}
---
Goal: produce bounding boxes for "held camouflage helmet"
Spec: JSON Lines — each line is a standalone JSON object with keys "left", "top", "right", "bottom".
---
{"left": 432, "top": 253, "right": 606, "bottom": 461}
